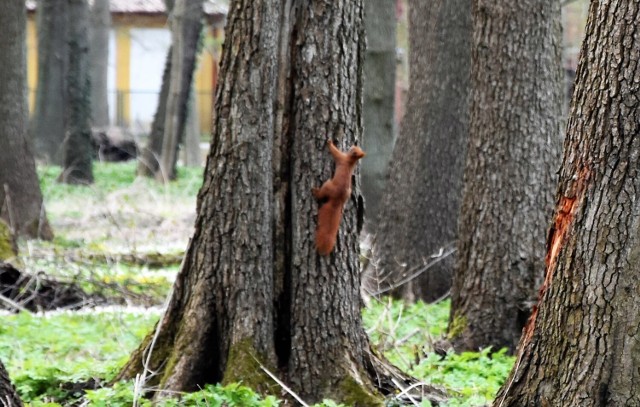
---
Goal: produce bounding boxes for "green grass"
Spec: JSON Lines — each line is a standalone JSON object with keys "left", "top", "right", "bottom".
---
{"left": 38, "top": 162, "right": 204, "bottom": 202}
{"left": 3, "top": 298, "right": 514, "bottom": 406}
{"left": 363, "top": 298, "right": 515, "bottom": 406}
{"left": 2, "top": 163, "right": 515, "bottom": 406}
{"left": 0, "top": 310, "right": 159, "bottom": 402}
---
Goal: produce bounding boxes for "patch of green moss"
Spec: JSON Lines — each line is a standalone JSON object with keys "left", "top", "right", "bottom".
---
{"left": 448, "top": 313, "right": 468, "bottom": 340}
{"left": 222, "top": 338, "right": 278, "bottom": 395}
{"left": 338, "top": 376, "right": 383, "bottom": 407}
{"left": 0, "top": 219, "right": 18, "bottom": 261}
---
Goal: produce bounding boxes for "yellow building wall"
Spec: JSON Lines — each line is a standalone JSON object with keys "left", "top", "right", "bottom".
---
{"left": 26, "top": 18, "right": 38, "bottom": 112}
{"left": 194, "top": 27, "right": 216, "bottom": 136}
{"left": 115, "top": 26, "right": 131, "bottom": 127}
{"left": 25, "top": 14, "right": 221, "bottom": 137}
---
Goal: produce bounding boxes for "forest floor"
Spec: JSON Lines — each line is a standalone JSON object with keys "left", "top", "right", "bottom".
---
{"left": 1, "top": 162, "right": 514, "bottom": 407}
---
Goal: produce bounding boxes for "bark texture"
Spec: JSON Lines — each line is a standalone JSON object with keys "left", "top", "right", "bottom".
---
{"left": 89, "top": 0, "right": 111, "bottom": 128}
{"left": 29, "top": 0, "right": 69, "bottom": 165}
{"left": 495, "top": 1, "right": 640, "bottom": 405}
{"left": 0, "top": 0, "right": 53, "bottom": 240}
{"left": 371, "top": 0, "right": 470, "bottom": 301}
{"left": 59, "top": 0, "right": 94, "bottom": 184}
{"left": 361, "top": 0, "right": 397, "bottom": 224}
{"left": 449, "top": 0, "right": 562, "bottom": 352}
{"left": 157, "top": 0, "right": 204, "bottom": 181}
{"left": 115, "top": 1, "right": 404, "bottom": 404}
{"left": 0, "top": 359, "right": 22, "bottom": 407}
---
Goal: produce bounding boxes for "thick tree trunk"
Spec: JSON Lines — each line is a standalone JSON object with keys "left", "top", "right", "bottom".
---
{"left": 285, "top": 3, "right": 372, "bottom": 400}
{"left": 494, "top": 2, "right": 640, "bottom": 405}
{"left": 29, "top": 0, "right": 68, "bottom": 165}
{"left": 361, "top": 0, "right": 396, "bottom": 225}
{"left": 137, "top": 47, "right": 172, "bottom": 177}
{"left": 0, "top": 0, "right": 53, "bottom": 240}
{"left": 448, "top": 0, "right": 562, "bottom": 352}
{"left": 0, "top": 359, "right": 22, "bottom": 407}
{"left": 370, "top": 0, "right": 470, "bottom": 302}
{"left": 157, "top": 0, "right": 204, "bottom": 181}
{"left": 115, "top": 1, "right": 440, "bottom": 405}
{"left": 89, "top": 0, "right": 111, "bottom": 128}
{"left": 59, "top": 0, "right": 94, "bottom": 184}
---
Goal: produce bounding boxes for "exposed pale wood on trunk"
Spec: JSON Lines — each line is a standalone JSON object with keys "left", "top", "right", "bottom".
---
{"left": 495, "top": 1, "right": 640, "bottom": 405}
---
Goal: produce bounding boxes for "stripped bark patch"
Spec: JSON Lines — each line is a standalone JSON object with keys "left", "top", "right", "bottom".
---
{"left": 544, "top": 195, "right": 577, "bottom": 278}
{"left": 521, "top": 167, "right": 590, "bottom": 345}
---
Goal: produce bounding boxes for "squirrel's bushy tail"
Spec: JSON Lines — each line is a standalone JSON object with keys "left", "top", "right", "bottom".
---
{"left": 315, "top": 202, "right": 343, "bottom": 255}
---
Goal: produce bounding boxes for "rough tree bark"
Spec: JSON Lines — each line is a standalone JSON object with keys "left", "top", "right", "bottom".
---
{"left": 0, "top": 0, "right": 53, "bottom": 240}
{"left": 29, "top": 0, "right": 69, "bottom": 165}
{"left": 157, "top": 0, "right": 204, "bottom": 181}
{"left": 370, "top": 0, "right": 470, "bottom": 301}
{"left": 448, "top": 0, "right": 562, "bottom": 352}
{"left": 0, "top": 359, "right": 22, "bottom": 407}
{"left": 115, "top": 1, "right": 443, "bottom": 405}
{"left": 59, "top": 0, "right": 94, "bottom": 184}
{"left": 361, "top": 0, "right": 396, "bottom": 225}
{"left": 89, "top": 0, "right": 111, "bottom": 128}
{"left": 494, "top": 1, "right": 640, "bottom": 405}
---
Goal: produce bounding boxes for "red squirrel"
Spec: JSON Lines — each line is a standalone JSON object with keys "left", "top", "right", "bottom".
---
{"left": 312, "top": 139, "right": 366, "bottom": 255}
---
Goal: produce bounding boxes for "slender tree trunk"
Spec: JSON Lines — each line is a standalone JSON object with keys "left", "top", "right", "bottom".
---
{"left": 59, "top": 0, "right": 93, "bottom": 184}
{"left": 0, "top": 359, "right": 22, "bottom": 407}
{"left": 0, "top": 0, "right": 53, "bottom": 240}
{"left": 361, "top": 0, "right": 396, "bottom": 225}
{"left": 137, "top": 47, "right": 172, "bottom": 177}
{"left": 29, "top": 0, "right": 68, "bottom": 165}
{"left": 448, "top": 0, "right": 562, "bottom": 352}
{"left": 371, "top": 0, "right": 471, "bottom": 302}
{"left": 157, "top": 0, "right": 204, "bottom": 181}
{"left": 89, "top": 0, "right": 111, "bottom": 128}
{"left": 184, "top": 92, "right": 201, "bottom": 167}
{"left": 115, "top": 1, "right": 444, "bottom": 405}
{"left": 494, "top": 2, "right": 640, "bottom": 405}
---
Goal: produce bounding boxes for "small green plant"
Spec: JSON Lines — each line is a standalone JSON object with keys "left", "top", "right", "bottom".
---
{"left": 0, "top": 310, "right": 159, "bottom": 403}
{"left": 362, "top": 298, "right": 515, "bottom": 407}
{"left": 85, "top": 382, "right": 281, "bottom": 407}
{"left": 10, "top": 164, "right": 517, "bottom": 407}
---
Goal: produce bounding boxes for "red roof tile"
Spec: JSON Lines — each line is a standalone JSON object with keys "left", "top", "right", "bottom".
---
{"left": 26, "top": 0, "right": 227, "bottom": 17}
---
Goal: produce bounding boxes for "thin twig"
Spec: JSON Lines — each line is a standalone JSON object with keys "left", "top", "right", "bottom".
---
{"left": 371, "top": 247, "right": 457, "bottom": 296}
{"left": 391, "top": 378, "right": 420, "bottom": 407}
{"left": 0, "top": 293, "right": 31, "bottom": 313}
{"left": 251, "top": 354, "right": 310, "bottom": 407}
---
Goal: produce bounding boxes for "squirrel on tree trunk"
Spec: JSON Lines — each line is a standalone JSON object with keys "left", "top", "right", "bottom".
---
{"left": 312, "top": 139, "right": 365, "bottom": 255}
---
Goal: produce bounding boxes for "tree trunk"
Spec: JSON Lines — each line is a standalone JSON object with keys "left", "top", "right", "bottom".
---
{"left": 0, "top": 0, "right": 53, "bottom": 240}
{"left": 137, "top": 47, "right": 172, "bottom": 177}
{"left": 115, "top": 1, "right": 440, "bottom": 404}
{"left": 370, "top": 0, "right": 471, "bottom": 302}
{"left": 157, "top": 0, "right": 204, "bottom": 181}
{"left": 89, "top": 0, "right": 111, "bottom": 128}
{"left": 29, "top": 0, "right": 68, "bottom": 165}
{"left": 0, "top": 359, "right": 22, "bottom": 407}
{"left": 361, "top": 0, "right": 396, "bottom": 225}
{"left": 494, "top": 2, "right": 640, "bottom": 405}
{"left": 448, "top": 0, "right": 562, "bottom": 352}
{"left": 183, "top": 91, "right": 201, "bottom": 167}
{"left": 59, "top": 0, "right": 94, "bottom": 184}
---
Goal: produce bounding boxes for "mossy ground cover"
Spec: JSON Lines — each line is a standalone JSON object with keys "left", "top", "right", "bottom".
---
{"left": 2, "top": 162, "right": 515, "bottom": 406}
